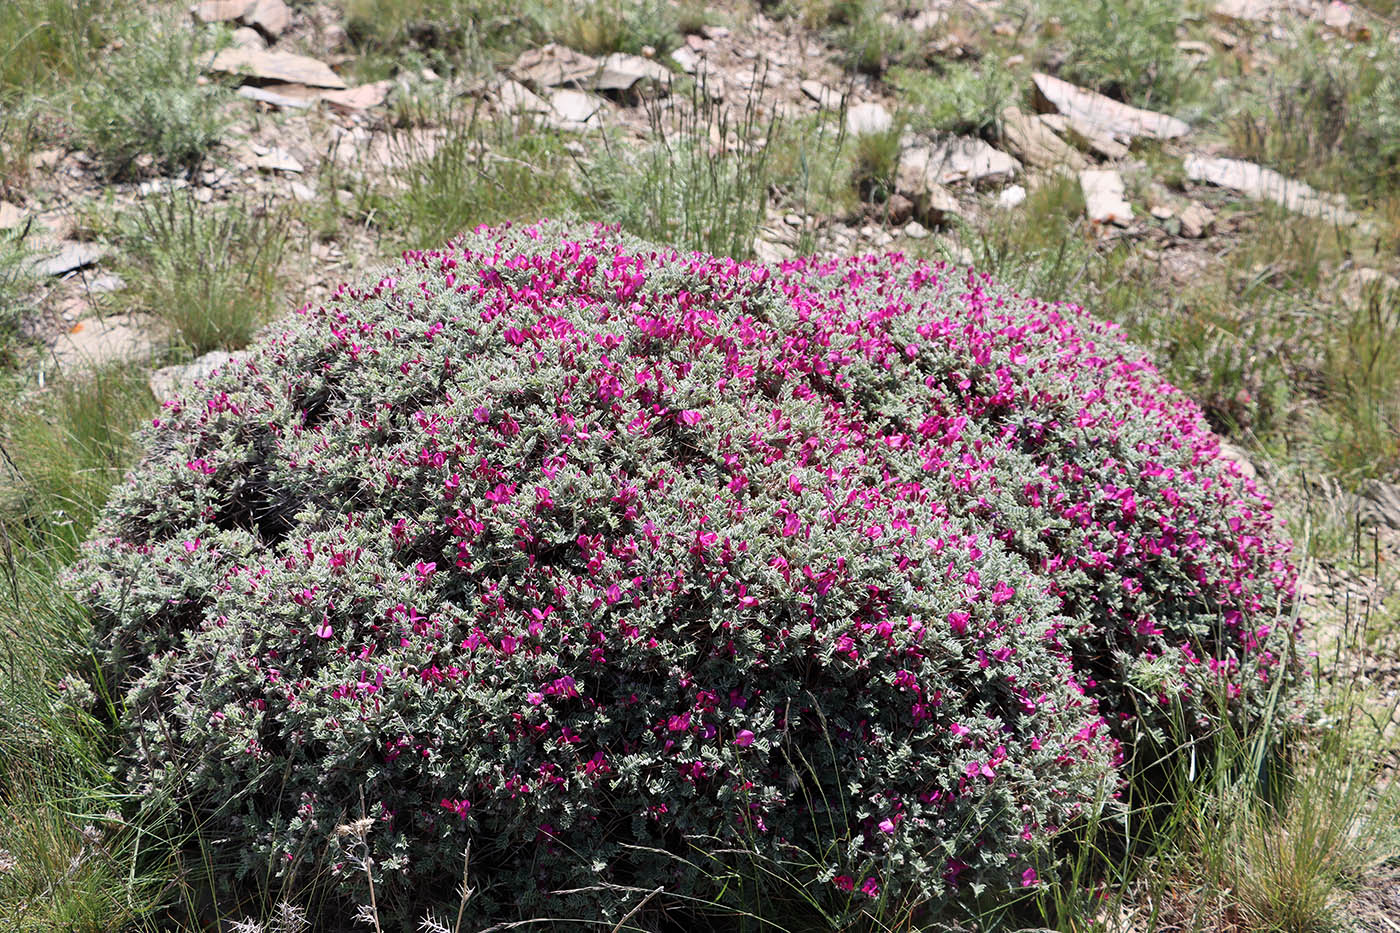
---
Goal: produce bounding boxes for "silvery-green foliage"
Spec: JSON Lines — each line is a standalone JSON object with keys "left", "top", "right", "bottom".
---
{"left": 73, "top": 221, "right": 1297, "bottom": 928}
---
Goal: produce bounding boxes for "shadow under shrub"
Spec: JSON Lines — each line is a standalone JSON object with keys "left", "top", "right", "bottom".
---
{"left": 71, "top": 222, "right": 1300, "bottom": 928}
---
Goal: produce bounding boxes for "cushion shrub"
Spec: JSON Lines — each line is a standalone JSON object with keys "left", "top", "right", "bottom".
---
{"left": 73, "top": 221, "right": 1298, "bottom": 927}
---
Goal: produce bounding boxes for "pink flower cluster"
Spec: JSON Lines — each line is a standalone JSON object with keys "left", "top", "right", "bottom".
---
{"left": 82, "top": 221, "right": 1300, "bottom": 925}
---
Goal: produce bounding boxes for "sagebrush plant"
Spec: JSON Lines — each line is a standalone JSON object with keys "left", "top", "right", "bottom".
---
{"left": 74, "top": 17, "right": 228, "bottom": 179}
{"left": 888, "top": 62, "right": 1017, "bottom": 138}
{"left": 1035, "top": 0, "right": 1189, "bottom": 108}
{"left": 73, "top": 222, "right": 1299, "bottom": 928}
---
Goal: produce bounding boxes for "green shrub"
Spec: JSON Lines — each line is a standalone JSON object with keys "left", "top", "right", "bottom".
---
{"left": 73, "top": 19, "right": 228, "bottom": 179}
{"left": 74, "top": 223, "right": 1299, "bottom": 928}
{"left": 1042, "top": 0, "right": 1189, "bottom": 108}
{"left": 889, "top": 61, "right": 1017, "bottom": 137}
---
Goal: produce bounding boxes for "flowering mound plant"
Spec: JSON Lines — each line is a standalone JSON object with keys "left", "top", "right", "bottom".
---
{"left": 74, "top": 222, "right": 1299, "bottom": 926}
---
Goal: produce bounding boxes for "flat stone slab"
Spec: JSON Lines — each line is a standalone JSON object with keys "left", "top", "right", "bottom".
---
{"left": 549, "top": 89, "right": 604, "bottom": 125}
{"left": 209, "top": 47, "right": 346, "bottom": 89}
{"left": 512, "top": 45, "right": 600, "bottom": 88}
{"left": 32, "top": 241, "right": 106, "bottom": 278}
{"left": 845, "top": 102, "right": 892, "bottom": 136}
{"left": 1001, "top": 106, "right": 1086, "bottom": 170}
{"left": 1033, "top": 72, "right": 1190, "bottom": 141}
{"left": 591, "top": 53, "right": 671, "bottom": 92}
{"left": 149, "top": 350, "right": 245, "bottom": 399}
{"left": 1081, "top": 169, "right": 1133, "bottom": 225}
{"left": 1184, "top": 154, "right": 1357, "bottom": 224}
{"left": 497, "top": 79, "right": 551, "bottom": 115}
{"left": 192, "top": 0, "right": 252, "bottom": 22}
{"left": 51, "top": 314, "right": 153, "bottom": 372}
{"left": 237, "top": 84, "right": 313, "bottom": 109}
{"left": 900, "top": 135, "right": 1020, "bottom": 187}
{"left": 0, "top": 201, "right": 25, "bottom": 229}
{"left": 320, "top": 81, "right": 393, "bottom": 112}
{"left": 799, "top": 80, "right": 840, "bottom": 110}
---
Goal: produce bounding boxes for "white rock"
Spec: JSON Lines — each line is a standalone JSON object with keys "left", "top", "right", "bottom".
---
{"left": 319, "top": 81, "right": 393, "bottom": 113}
{"left": 148, "top": 350, "right": 244, "bottom": 400}
{"left": 512, "top": 44, "right": 600, "bottom": 88}
{"left": 670, "top": 46, "right": 699, "bottom": 73}
{"left": 87, "top": 273, "right": 124, "bottom": 294}
{"left": 997, "top": 184, "right": 1027, "bottom": 208}
{"left": 33, "top": 242, "right": 106, "bottom": 277}
{"left": 549, "top": 89, "right": 604, "bottom": 125}
{"left": 753, "top": 238, "right": 794, "bottom": 264}
{"left": 1032, "top": 72, "right": 1190, "bottom": 140}
{"left": 288, "top": 181, "right": 316, "bottom": 202}
{"left": 895, "top": 156, "right": 963, "bottom": 225}
{"left": 237, "top": 84, "right": 313, "bottom": 109}
{"left": 903, "top": 220, "right": 930, "bottom": 239}
{"left": 255, "top": 147, "right": 304, "bottom": 173}
{"left": 497, "top": 79, "right": 550, "bottom": 115}
{"left": 1179, "top": 201, "right": 1215, "bottom": 237}
{"left": 1184, "top": 154, "right": 1356, "bottom": 224}
{"left": 845, "top": 101, "right": 892, "bottom": 135}
{"left": 900, "top": 135, "right": 1020, "bottom": 187}
{"left": 0, "top": 201, "right": 25, "bottom": 229}
{"left": 592, "top": 53, "right": 672, "bottom": 91}
{"left": 1323, "top": 0, "right": 1354, "bottom": 33}
{"left": 191, "top": 0, "right": 251, "bottom": 23}
{"left": 230, "top": 26, "right": 266, "bottom": 49}
{"left": 52, "top": 314, "right": 151, "bottom": 372}
{"left": 1212, "top": 0, "right": 1275, "bottom": 21}
{"left": 208, "top": 47, "right": 346, "bottom": 89}
{"left": 1000, "top": 106, "right": 1086, "bottom": 170}
{"left": 800, "top": 80, "right": 840, "bottom": 110}
{"left": 242, "top": 0, "right": 291, "bottom": 38}
{"left": 1080, "top": 169, "right": 1133, "bottom": 225}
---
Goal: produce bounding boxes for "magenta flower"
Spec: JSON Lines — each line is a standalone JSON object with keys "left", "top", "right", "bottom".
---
{"left": 734, "top": 729, "right": 755, "bottom": 747}
{"left": 860, "top": 877, "right": 880, "bottom": 898}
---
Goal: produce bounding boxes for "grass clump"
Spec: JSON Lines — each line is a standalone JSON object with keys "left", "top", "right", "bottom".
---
{"left": 341, "top": 0, "right": 531, "bottom": 72}
{"left": 0, "top": 363, "right": 160, "bottom": 932}
{"left": 358, "top": 111, "right": 578, "bottom": 251}
{"left": 0, "top": 224, "right": 36, "bottom": 364}
{"left": 582, "top": 86, "right": 778, "bottom": 258}
{"left": 116, "top": 191, "right": 289, "bottom": 355}
{"left": 0, "top": 0, "right": 122, "bottom": 99}
{"left": 548, "top": 0, "right": 682, "bottom": 57}
{"left": 73, "top": 19, "right": 229, "bottom": 180}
